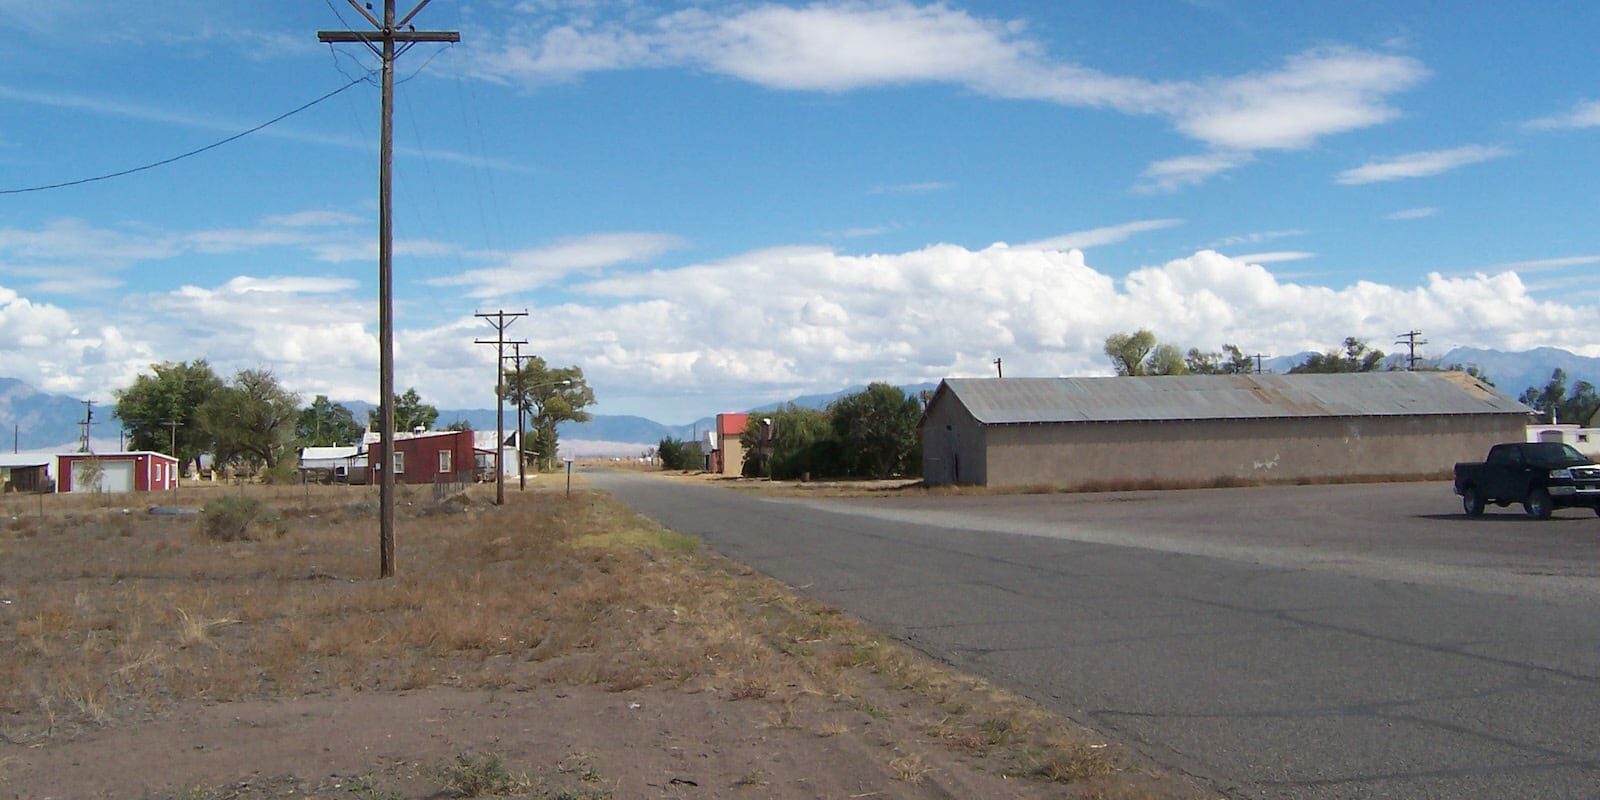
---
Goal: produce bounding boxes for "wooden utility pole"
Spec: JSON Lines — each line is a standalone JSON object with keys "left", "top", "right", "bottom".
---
{"left": 505, "top": 342, "right": 529, "bottom": 492}
{"left": 1252, "top": 353, "right": 1269, "bottom": 374}
{"left": 1394, "top": 330, "right": 1427, "bottom": 371}
{"left": 475, "top": 310, "right": 527, "bottom": 506}
{"left": 163, "top": 420, "right": 182, "bottom": 499}
{"left": 993, "top": 357, "right": 1003, "bottom": 378}
{"left": 79, "top": 400, "right": 95, "bottom": 453}
{"left": 318, "top": 1, "right": 458, "bottom": 579}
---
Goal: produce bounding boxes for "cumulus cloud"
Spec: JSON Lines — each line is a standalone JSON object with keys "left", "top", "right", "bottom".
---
{"left": 1337, "top": 145, "right": 1508, "bottom": 185}
{"left": 465, "top": 2, "right": 1424, "bottom": 168}
{"left": 7, "top": 241, "right": 1599, "bottom": 419}
{"left": 1525, "top": 99, "right": 1600, "bottom": 130}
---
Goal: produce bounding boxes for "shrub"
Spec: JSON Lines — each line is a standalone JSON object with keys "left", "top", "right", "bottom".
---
{"left": 200, "top": 495, "right": 287, "bottom": 541}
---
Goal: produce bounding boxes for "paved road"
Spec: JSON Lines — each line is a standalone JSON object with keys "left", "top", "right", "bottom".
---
{"left": 587, "top": 471, "right": 1600, "bottom": 799}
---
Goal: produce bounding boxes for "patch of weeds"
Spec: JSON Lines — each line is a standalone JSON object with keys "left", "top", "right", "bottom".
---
{"left": 1023, "top": 741, "right": 1117, "bottom": 784}
{"left": 845, "top": 695, "right": 890, "bottom": 719}
{"left": 199, "top": 495, "right": 287, "bottom": 542}
{"left": 733, "top": 768, "right": 768, "bottom": 788}
{"left": 431, "top": 752, "right": 533, "bottom": 797}
{"left": 342, "top": 774, "right": 403, "bottom": 800}
{"left": 980, "top": 716, "right": 1014, "bottom": 746}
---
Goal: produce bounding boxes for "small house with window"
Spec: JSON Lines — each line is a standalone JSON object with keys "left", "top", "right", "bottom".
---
{"left": 365, "top": 430, "right": 475, "bottom": 485}
{"left": 54, "top": 451, "right": 179, "bottom": 493}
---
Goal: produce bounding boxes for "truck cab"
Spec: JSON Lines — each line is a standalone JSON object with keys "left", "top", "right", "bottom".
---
{"left": 1454, "top": 442, "right": 1600, "bottom": 519}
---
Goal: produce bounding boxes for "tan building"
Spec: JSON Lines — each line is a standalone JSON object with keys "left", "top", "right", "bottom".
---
{"left": 920, "top": 372, "right": 1531, "bottom": 489}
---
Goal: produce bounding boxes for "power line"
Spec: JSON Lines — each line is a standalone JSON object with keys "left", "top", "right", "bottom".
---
{"left": 0, "top": 75, "right": 373, "bottom": 196}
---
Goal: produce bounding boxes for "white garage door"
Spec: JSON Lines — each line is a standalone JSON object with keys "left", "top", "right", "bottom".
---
{"left": 73, "top": 460, "right": 135, "bottom": 493}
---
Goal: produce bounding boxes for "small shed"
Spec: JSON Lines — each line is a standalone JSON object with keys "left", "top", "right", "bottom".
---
{"left": 0, "top": 454, "right": 52, "bottom": 493}
{"left": 298, "top": 445, "right": 363, "bottom": 483}
{"left": 367, "top": 430, "right": 475, "bottom": 485}
{"left": 921, "top": 372, "right": 1532, "bottom": 489}
{"left": 55, "top": 451, "right": 180, "bottom": 494}
{"left": 712, "top": 413, "right": 749, "bottom": 475}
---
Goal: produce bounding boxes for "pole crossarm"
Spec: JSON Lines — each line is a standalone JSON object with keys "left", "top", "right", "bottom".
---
{"left": 475, "top": 310, "right": 528, "bottom": 506}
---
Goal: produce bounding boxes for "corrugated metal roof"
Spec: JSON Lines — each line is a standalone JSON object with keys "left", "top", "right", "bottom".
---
{"left": 940, "top": 372, "right": 1530, "bottom": 425}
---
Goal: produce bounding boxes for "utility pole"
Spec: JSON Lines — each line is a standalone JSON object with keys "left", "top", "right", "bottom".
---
{"left": 319, "top": 1, "right": 459, "bottom": 579}
{"left": 475, "top": 310, "right": 527, "bottom": 506}
{"left": 1394, "top": 330, "right": 1427, "bottom": 371}
{"left": 505, "top": 342, "right": 529, "bottom": 492}
{"left": 164, "top": 420, "right": 182, "bottom": 499}
{"left": 1252, "top": 353, "right": 1269, "bottom": 374}
{"left": 993, "top": 357, "right": 1003, "bottom": 378}
{"left": 79, "top": 400, "right": 95, "bottom": 453}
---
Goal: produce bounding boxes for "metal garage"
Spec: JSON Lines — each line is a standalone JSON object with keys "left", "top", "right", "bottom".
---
{"left": 920, "top": 372, "right": 1532, "bottom": 489}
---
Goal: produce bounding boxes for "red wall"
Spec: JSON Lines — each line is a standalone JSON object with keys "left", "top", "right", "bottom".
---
{"left": 56, "top": 452, "right": 179, "bottom": 493}
{"left": 367, "top": 431, "right": 475, "bottom": 484}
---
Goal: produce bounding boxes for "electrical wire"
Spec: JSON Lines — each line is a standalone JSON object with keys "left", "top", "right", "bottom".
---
{"left": 0, "top": 74, "right": 375, "bottom": 196}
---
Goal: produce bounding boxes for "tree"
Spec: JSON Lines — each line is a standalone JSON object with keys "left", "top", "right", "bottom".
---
{"left": 1147, "top": 344, "right": 1189, "bottom": 376}
{"left": 657, "top": 437, "right": 703, "bottom": 471}
{"left": 296, "top": 395, "right": 362, "bottom": 447}
{"left": 1103, "top": 330, "right": 1157, "bottom": 376}
{"left": 198, "top": 369, "right": 301, "bottom": 475}
{"left": 114, "top": 360, "right": 225, "bottom": 476}
{"left": 741, "top": 405, "right": 833, "bottom": 479}
{"left": 1187, "top": 344, "right": 1255, "bottom": 375}
{"left": 1289, "top": 337, "right": 1387, "bottom": 373}
{"left": 368, "top": 387, "right": 439, "bottom": 433}
{"left": 1520, "top": 369, "right": 1600, "bottom": 425}
{"left": 505, "top": 357, "right": 595, "bottom": 471}
{"left": 829, "top": 383, "right": 923, "bottom": 478}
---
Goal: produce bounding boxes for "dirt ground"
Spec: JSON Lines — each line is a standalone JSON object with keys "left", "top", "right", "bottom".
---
{"left": 0, "top": 479, "right": 1214, "bottom": 800}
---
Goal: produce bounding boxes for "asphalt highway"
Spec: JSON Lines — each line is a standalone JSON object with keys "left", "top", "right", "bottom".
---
{"left": 586, "top": 471, "right": 1600, "bottom": 799}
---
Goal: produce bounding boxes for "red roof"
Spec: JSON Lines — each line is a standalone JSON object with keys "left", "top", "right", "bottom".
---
{"left": 716, "top": 413, "right": 749, "bottom": 436}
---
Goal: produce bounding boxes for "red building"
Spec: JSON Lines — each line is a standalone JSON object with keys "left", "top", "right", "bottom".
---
{"left": 711, "top": 413, "right": 750, "bottom": 475}
{"left": 366, "top": 430, "right": 476, "bottom": 485}
{"left": 55, "top": 451, "right": 179, "bottom": 494}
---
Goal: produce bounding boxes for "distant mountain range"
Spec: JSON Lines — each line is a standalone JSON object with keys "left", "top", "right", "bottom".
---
{"left": 3, "top": 349, "right": 1595, "bottom": 453}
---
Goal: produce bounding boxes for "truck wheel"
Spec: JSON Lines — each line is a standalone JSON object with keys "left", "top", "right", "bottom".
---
{"left": 1524, "top": 488, "right": 1554, "bottom": 520}
{"left": 1461, "top": 486, "right": 1485, "bottom": 517}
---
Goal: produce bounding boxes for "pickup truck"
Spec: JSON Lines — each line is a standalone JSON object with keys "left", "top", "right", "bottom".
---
{"left": 1454, "top": 442, "right": 1600, "bottom": 519}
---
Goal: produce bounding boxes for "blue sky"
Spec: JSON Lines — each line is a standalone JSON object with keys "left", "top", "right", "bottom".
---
{"left": 2, "top": 1, "right": 1598, "bottom": 424}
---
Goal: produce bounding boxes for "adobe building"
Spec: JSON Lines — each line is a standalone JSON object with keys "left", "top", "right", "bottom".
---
{"left": 920, "top": 372, "right": 1531, "bottom": 489}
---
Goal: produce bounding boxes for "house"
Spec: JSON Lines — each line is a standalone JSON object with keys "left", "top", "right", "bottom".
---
{"left": 365, "top": 430, "right": 475, "bottom": 485}
{"left": 298, "top": 445, "right": 363, "bottom": 483}
{"left": 472, "top": 430, "right": 519, "bottom": 479}
{"left": 711, "top": 413, "right": 749, "bottom": 475}
{"left": 1525, "top": 424, "right": 1600, "bottom": 458}
{"left": 920, "top": 372, "right": 1531, "bottom": 489}
{"left": 0, "top": 454, "right": 52, "bottom": 493}
{"left": 55, "top": 451, "right": 180, "bottom": 494}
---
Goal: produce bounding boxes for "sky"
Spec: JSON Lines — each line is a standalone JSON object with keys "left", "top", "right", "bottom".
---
{"left": 2, "top": 1, "right": 1598, "bottom": 424}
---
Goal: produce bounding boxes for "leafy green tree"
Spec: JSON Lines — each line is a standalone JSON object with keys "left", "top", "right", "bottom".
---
{"left": 1187, "top": 344, "right": 1255, "bottom": 374}
{"left": 445, "top": 419, "right": 473, "bottom": 432}
{"left": 829, "top": 383, "right": 923, "bottom": 478}
{"left": 368, "top": 387, "right": 439, "bottom": 433}
{"left": 113, "top": 360, "right": 225, "bottom": 475}
{"left": 741, "top": 405, "right": 833, "bottom": 479}
{"left": 296, "top": 395, "right": 363, "bottom": 447}
{"left": 1520, "top": 369, "right": 1600, "bottom": 425}
{"left": 198, "top": 369, "right": 301, "bottom": 473}
{"left": 505, "top": 357, "right": 595, "bottom": 471}
{"left": 1147, "top": 344, "right": 1189, "bottom": 376}
{"left": 1103, "top": 330, "right": 1157, "bottom": 376}
{"left": 657, "top": 437, "right": 704, "bottom": 471}
{"left": 1289, "top": 337, "right": 1387, "bottom": 373}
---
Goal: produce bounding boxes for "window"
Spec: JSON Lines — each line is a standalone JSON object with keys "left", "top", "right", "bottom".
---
{"left": 439, "top": 449, "right": 452, "bottom": 473}
{"left": 393, "top": 452, "right": 405, "bottom": 474}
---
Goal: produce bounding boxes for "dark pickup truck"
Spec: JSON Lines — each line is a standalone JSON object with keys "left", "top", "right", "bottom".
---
{"left": 1454, "top": 442, "right": 1600, "bottom": 519}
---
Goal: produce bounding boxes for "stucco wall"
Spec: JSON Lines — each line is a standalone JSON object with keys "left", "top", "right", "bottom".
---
{"left": 920, "top": 397, "right": 987, "bottom": 486}
{"left": 964, "top": 413, "right": 1526, "bottom": 489}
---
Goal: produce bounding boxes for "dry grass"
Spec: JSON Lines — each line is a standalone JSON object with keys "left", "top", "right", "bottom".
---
{"left": 0, "top": 480, "right": 1172, "bottom": 796}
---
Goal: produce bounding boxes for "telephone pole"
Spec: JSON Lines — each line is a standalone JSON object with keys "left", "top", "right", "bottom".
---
{"left": 505, "top": 342, "right": 529, "bottom": 492}
{"left": 475, "top": 310, "right": 527, "bottom": 506}
{"left": 1394, "top": 330, "right": 1427, "bottom": 371}
{"left": 79, "top": 400, "right": 95, "bottom": 453}
{"left": 993, "top": 357, "right": 1003, "bottom": 378}
{"left": 1252, "top": 353, "right": 1270, "bottom": 374}
{"left": 318, "top": 1, "right": 459, "bottom": 579}
{"left": 163, "top": 420, "right": 182, "bottom": 499}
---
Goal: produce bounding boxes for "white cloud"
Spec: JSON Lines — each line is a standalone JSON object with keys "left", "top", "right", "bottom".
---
{"left": 427, "top": 232, "right": 685, "bottom": 298}
{"left": 870, "top": 181, "right": 950, "bottom": 194}
{"left": 1473, "top": 255, "right": 1600, "bottom": 274}
{"left": 262, "top": 210, "right": 365, "bottom": 228}
{"left": 4, "top": 242, "right": 1600, "bottom": 418}
{"left": 1138, "top": 152, "right": 1253, "bottom": 192}
{"left": 1016, "top": 219, "right": 1183, "bottom": 250}
{"left": 1337, "top": 145, "right": 1508, "bottom": 185}
{"left": 468, "top": 3, "right": 1423, "bottom": 159}
{"left": 1387, "top": 207, "right": 1438, "bottom": 220}
{"left": 1210, "top": 229, "right": 1307, "bottom": 247}
{"left": 1525, "top": 99, "right": 1600, "bottom": 130}
{"left": 1231, "top": 251, "right": 1314, "bottom": 264}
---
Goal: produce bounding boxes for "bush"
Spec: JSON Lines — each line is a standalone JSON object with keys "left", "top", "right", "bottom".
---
{"left": 200, "top": 495, "right": 287, "bottom": 541}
